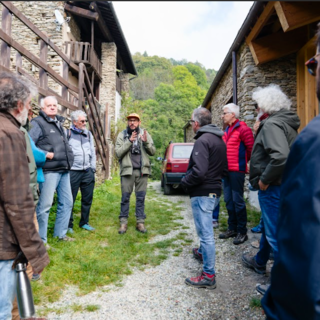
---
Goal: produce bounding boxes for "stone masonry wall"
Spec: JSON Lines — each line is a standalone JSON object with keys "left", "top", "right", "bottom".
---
{"left": 120, "top": 73, "right": 130, "bottom": 94}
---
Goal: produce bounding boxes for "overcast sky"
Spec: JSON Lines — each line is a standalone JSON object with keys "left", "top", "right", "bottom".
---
{"left": 112, "top": 1, "right": 254, "bottom": 71}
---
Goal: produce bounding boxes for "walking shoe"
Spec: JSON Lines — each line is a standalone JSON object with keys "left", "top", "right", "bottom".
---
{"left": 192, "top": 248, "right": 203, "bottom": 262}
{"left": 233, "top": 233, "right": 248, "bottom": 245}
{"left": 219, "top": 229, "right": 237, "bottom": 239}
{"left": 242, "top": 254, "right": 266, "bottom": 274}
{"left": 67, "top": 228, "right": 74, "bottom": 234}
{"left": 58, "top": 235, "right": 75, "bottom": 242}
{"left": 31, "top": 273, "right": 41, "bottom": 281}
{"left": 81, "top": 224, "right": 95, "bottom": 231}
{"left": 212, "top": 221, "right": 219, "bottom": 228}
{"left": 136, "top": 222, "right": 147, "bottom": 233}
{"left": 185, "top": 271, "right": 217, "bottom": 289}
{"left": 118, "top": 224, "right": 127, "bottom": 234}
{"left": 256, "top": 283, "right": 270, "bottom": 295}
{"left": 251, "top": 224, "right": 263, "bottom": 233}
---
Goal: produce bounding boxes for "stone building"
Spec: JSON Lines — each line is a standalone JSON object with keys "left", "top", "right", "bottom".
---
{"left": 0, "top": 1, "right": 137, "bottom": 182}
{"left": 184, "top": 1, "right": 320, "bottom": 206}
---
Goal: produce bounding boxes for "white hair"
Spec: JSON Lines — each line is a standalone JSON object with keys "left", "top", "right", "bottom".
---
{"left": 40, "top": 96, "right": 58, "bottom": 109}
{"left": 252, "top": 84, "right": 291, "bottom": 114}
{"left": 223, "top": 103, "right": 239, "bottom": 118}
{"left": 71, "top": 110, "right": 87, "bottom": 122}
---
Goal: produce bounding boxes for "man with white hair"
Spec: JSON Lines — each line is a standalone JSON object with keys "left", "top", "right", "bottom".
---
{"left": 67, "top": 110, "right": 96, "bottom": 233}
{"left": 219, "top": 103, "right": 254, "bottom": 245}
{"left": 241, "top": 84, "right": 300, "bottom": 295}
{"left": 29, "top": 96, "right": 74, "bottom": 243}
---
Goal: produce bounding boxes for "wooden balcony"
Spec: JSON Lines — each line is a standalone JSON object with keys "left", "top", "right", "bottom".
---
{"left": 64, "top": 41, "right": 102, "bottom": 79}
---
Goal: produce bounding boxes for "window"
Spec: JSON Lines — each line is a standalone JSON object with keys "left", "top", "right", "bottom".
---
{"left": 172, "top": 145, "right": 193, "bottom": 159}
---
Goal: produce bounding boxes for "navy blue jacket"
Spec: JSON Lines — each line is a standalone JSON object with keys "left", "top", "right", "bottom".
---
{"left": 263, "top": 114, "right": 320, "bottom": 320}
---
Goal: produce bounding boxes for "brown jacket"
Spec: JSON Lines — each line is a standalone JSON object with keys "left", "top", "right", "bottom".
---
{"left": 0, "top": 111, "right": 49, "bottom": 273}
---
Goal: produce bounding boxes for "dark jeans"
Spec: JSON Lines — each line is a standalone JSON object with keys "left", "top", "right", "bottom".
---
{"left": 212, "top": 202, "right": 220, "bottom": 221}
{"left": 255, "top": 185, "right": 280, "bottom": 265}
{"left": 69, "top": 169, "right": 95, "bottom": 228}
{"left": 223, "top": 171, "right": 247, "bottom": 234}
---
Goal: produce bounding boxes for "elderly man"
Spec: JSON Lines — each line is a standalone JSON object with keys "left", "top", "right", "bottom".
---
{"left": 219, "top": 103, "right": 254, "bottom": 245}
{"left": 0, "top": 72, "right": 49, "bottom": 319}
{"left": 67, "top": 110, "right": 96, "bottom": 233}
{"left": 115, "top": 113, "right": 155, "bottom": 234}
{"left": 181, "top": 107, "right": 227, "bottom": 289}
{"left": 242, "top": 84, "right": 300, "bottom": 295}
{"left": 29, "top": 96, "right": 74, "bottom": 243}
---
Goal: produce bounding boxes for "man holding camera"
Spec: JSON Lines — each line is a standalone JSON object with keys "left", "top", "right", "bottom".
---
{"left": 115, "top": 113, "right": 156, "bottom": 234}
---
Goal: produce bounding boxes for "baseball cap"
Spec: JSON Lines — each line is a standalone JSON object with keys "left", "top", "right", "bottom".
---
{"left": 127, "top": 113, "right": 140, "bottom": 121}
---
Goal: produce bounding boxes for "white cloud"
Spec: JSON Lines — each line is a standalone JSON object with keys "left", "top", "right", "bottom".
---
{"left": 112, "top": 1, "right": 254, "bottom": 71}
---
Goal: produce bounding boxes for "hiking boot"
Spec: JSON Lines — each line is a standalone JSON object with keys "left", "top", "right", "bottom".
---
{"left": 192, "top": 248, "right": 203, "bottom": 262}
{"left": 212, "top": 221, "right": 219, "bottom": 228}
{"left": 242, "top": 254, "right": 266, "bottom": 274}
{"left": 233, "top": 233, "right": 248, "bottom": 245}
{"left": 185, "top": 271, "right": 217, "bottom": 289}
{"left": 256, "top": 283, "right": 270, "bottom": 295}
{"left": 219, "top": 229, "right": 237, "bottom": 239}
{"left": 136, "top": 222, "right": 147, "bottom": 233}
{"left": 118, "top": 224, "right": 127, "bottom": 234}
{"left": 58, "top": 235, "right": 75, "bottom": 242}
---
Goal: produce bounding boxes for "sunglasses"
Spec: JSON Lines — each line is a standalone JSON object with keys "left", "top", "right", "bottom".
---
{"left": 79, "top": 120, "right": 88, "bottom": 123}
{"left": 305, "top": 53, "right": 320, "bottom": 76}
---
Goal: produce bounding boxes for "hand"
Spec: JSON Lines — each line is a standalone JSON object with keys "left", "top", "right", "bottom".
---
{"left": 140, "top": 130, "right": 147, "bottom": 142}
{"left": 258, "top": 180, "right": 269, "bottom": 191}
{"left": 46, "top": 152, "right": 54, "bottom": 160}
{"left": 129, "top": 131, "right": 138, "bottom": 143}
{"left": 253, "top": 121, "right": 260, "bottom": 134}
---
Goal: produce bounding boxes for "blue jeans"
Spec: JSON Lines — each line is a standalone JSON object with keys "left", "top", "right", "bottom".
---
{"left": 212, "top": 202, "right": 220, "bottom": 222}
{"left": 255, "top": 185, "right": 280, "bottom": 265}
{"left": 37, "top": 172, "right": 73, "bottom": 242}
{"left": 0, "top": 260, "right": 16, "bottom": 320}
{"left": 191, "top": 196, "right": 219, "bottom": 275}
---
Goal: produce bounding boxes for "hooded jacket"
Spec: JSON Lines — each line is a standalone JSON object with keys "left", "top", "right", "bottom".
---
{"left": 181, "top": 124, "right": 228, "bottom": 198}
{"left": 249, "top": 109, "right": 300, "bottom": 190}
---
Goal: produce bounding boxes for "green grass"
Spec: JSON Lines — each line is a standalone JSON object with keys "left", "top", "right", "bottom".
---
{"left": 33, "top": 175, "right": 186, "bottom": 308}
{"left": 250, "top": 297, "right": 262, "bottom": 308}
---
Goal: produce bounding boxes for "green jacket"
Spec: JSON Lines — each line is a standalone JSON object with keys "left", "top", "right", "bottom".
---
{"left": 249, "top": 109, "right": 300, "bottom": 190}
{"left": 115, "top": 128, "right": 156, "bottom": 176}
{"left": 20, "top": 126, "right": 39, "bottom": 204}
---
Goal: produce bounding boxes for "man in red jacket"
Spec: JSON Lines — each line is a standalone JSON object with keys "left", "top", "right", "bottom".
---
{"left": 219, "top": 103, "right": 254, "bottom": 245}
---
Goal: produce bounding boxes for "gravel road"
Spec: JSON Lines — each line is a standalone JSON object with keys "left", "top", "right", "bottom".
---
{"left": 45, "top": 181, "right": 268, "bottom": 320}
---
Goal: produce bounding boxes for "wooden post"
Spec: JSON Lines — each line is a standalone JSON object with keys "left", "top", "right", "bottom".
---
{"left": 1, "top": 7, "right": 12, "bottom": 69}
{"left": 78, "top": 63, "right": 84, "bottom": 110}
{"left": 38, "top": 39, "right": 48, "bottom": 105}
{"left": 61, "top": 61, "right": 69, "bottom": 116}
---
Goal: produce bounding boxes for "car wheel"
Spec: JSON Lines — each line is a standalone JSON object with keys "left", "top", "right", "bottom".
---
{"left": 161, "top": 174, "right": 164, "bottom": 188}
{"left": 164, "top": 183, "right": 173, "bottom": 195}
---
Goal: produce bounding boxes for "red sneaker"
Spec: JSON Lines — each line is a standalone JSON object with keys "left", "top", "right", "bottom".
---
{"left": 185, "top": 271, "right": 216, "bottom": 289}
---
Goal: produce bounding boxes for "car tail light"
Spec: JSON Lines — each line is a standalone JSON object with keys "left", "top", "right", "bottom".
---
{"left": 166, "top": 162, "right": 172, "bottom": 172}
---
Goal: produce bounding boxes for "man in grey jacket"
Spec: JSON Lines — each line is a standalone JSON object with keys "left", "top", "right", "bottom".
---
{"left": 67, "top": 110, "right": 96, "bottom": 232}
{"left": 241, "top": 84, "right": 300, "bottom": 294}
{"left": 115, "top": 113, "right": 156, "bottom": 234}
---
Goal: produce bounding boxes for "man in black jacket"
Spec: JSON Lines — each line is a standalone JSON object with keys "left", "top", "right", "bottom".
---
{"left": 181, "top": 107, "right": 227, "bottom": 289}
{"left": 29, "top": 96, "right": 74, "bottom": 244}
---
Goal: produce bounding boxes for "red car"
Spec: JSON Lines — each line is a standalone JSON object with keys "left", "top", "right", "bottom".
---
{"left": 159, "top": 142, "right": 194, "bottom": 195}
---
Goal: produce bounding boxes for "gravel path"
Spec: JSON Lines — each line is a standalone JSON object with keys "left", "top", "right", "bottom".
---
{"left": 44, "top": 181, "right": 268, "bottom": 320}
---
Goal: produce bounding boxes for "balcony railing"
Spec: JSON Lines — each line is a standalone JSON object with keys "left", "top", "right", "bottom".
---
{"left": 64, "top": 41, "right": 102, "bottom": 78}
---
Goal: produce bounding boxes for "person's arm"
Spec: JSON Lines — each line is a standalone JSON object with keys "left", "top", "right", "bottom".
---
{"left": 0, "top": 132, "right": 49, "bottom": 273}
{"left": 89, "top": 131, "right": 96, "bottom": 171}
{"left": 115, "top": 132, "right": 132, "bottom": 160}
{"left": 241, "top": 126, "right": 254, "bottom": 161}
{"left": 141, "top": 130, "right": 156, "bottom": 156}
{"left": 28, "top": 133, "right": 46, "bottom": 168}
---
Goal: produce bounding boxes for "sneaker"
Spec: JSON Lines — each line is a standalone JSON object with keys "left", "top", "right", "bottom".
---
{"left": 219, "top": 229, "right": 237, "bottom": 239}
{"left": 212, "top": 221, "right": 219, "bottom": 228}
{"left": 242, "top": 254, "right": 266, "bottom": 274}
{"left": 185, "top": 271, "right": 216, "bottom": 289}
{"left": 67, "top": 228, "right": 74, "bottom": 234}
{"left": 251, "top": 224, "right": 263, "bottom": 233}
{"left": 233, "top": 233, "right": 248, "bottom": 245}
{"left": 192, "top": 248, "right": 203, "bottom": 262}
{"left": 31, "top": 273, "right": 41, "bottom": 281}
{"left": 81, "top": 224, "right": 95, "bottom": 231}
{"left": 58, "top": 235, "right": 75, "bottom": 242}
{"left": 256, "top": 283, "right": 270, "bottom": 295}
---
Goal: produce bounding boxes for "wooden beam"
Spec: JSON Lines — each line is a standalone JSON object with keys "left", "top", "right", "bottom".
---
{"left": 64, "top": 4, "right": 99, "bottom": 21}
{"left": 246, "top": 2, "right": 276, "bottom": 45}
{"left": 274, "top": 1, "right": 320, "bottom": 33}
{"left": 1, "top": 6, "right": 12, "bottom": 68}
{"left": 248, "top": 26, "right": 309, "bottom": 65}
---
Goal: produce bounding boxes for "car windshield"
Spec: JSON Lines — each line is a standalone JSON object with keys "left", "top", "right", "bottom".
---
{"left": 172, "top": 145, "right": 193, "bottom": 159}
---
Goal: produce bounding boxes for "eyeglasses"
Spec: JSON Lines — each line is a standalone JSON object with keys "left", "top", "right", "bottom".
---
{"left": 79, "top": 120, "right": 88, "bottom": 123}
{"left": 305, "top": 53, "right": 320, "bottom": 76}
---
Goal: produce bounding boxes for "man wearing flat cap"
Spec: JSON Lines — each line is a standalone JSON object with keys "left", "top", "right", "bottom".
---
{"left": 115, "top": 113, "right": 156, "bottom": 234}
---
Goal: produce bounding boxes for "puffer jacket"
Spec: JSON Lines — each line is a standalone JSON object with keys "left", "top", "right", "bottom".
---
{"left": 249, "top": 109, "right": 300, "bottom": 190}
{"left": 115, "top": 128, "right": 156, "bottom": 176}
{"left": 223, "top": 120, "right": 254, "bottom": 173}
{"left": 68, "top": 128, "right": 96, "bottom": 171}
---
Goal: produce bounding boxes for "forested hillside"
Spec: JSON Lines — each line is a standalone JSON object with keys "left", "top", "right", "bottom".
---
{"left": 113, "top": 52, "right": 216, "bottom": 179}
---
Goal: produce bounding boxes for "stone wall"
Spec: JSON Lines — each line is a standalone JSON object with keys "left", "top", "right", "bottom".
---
{"left": 120, "top": 73, "right": 130, "bottom": 94}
